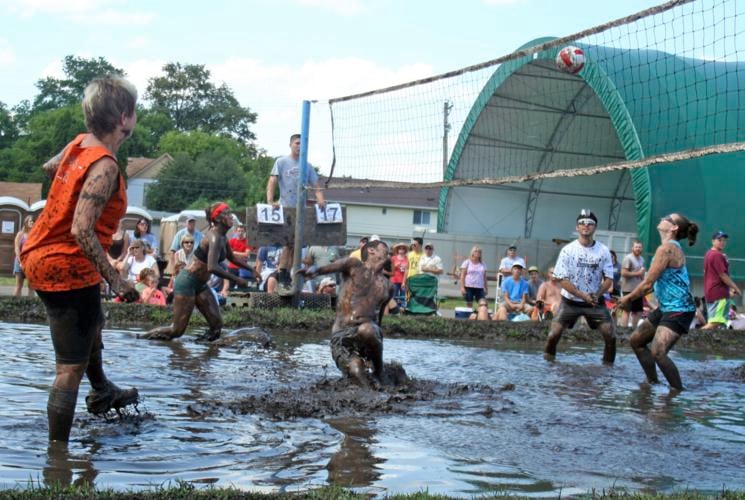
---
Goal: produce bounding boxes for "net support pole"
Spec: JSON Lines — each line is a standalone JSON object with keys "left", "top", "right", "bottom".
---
{"left": 292, "top": 100, "right": 311, "bottom": 296}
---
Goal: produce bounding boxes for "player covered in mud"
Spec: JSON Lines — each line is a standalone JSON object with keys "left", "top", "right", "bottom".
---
{"left": 544, "top": 209, "right": 616, "bottom": 364}
{"left": 139, "top": 202, "right": 252, "bottom": 342}
{"left": 300, "top": 239, "right": 391, "bottom": 387}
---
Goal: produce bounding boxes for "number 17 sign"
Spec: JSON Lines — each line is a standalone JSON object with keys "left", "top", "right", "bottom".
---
{"left": 315, "top": 202, "right": 343, "bottom": 224}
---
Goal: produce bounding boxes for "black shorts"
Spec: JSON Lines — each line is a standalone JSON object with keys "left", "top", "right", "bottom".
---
{"left": 647, "top": 308, "right": 695, "bottom": 336}
{"left": 36, "top": 284, "right": 104, "bottom": 364}
{"left": 622, "top": 292, "right": 644, "bottom": 313}
{"left": 554, "top": 297, "right": 612, "bottom": 329}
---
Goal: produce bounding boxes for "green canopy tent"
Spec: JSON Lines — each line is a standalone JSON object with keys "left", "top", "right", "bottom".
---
{"left": 440, "top": 37, "right": 745, "bottom": 278}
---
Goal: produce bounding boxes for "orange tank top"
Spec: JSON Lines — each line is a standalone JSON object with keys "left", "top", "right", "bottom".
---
{"left": 20, "top": 134, "right": 127, "bottom": 292}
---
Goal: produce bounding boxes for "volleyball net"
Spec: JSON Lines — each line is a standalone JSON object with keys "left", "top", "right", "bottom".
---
{"left": 325, "top": 0, "right": 745, "bottom": 190}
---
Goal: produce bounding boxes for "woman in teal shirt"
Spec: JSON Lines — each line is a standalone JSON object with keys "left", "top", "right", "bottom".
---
{"left": 616, "top": 213, "right": 699, "bottom": 391}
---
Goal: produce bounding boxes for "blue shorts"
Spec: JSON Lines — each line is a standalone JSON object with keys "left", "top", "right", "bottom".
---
{"left": 463, "top": 287, "right": 485, "bottom": 303}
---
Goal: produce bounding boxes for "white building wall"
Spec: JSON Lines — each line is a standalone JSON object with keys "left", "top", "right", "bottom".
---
{"left": 342, "top": 204, "right": 437, "bottom": 246}
{"left": 126, "top": 178, "right": 157, "bottom": 209}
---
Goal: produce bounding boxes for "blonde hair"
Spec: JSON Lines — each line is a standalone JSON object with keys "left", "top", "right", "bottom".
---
{"left": 82, "top": 75, "right": 137, "bottom": 137}
{"left": 469, "top": 245, "right": 483, "bottom": 262}
{"left": 22, "top": 215, "right": 34, "bottom": 232}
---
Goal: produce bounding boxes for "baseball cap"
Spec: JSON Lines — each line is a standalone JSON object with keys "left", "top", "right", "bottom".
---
{"left": 528, "top": 265, "right": 539, "bottom": 272}
{"left": 369, "top": 234, "right": 381, "bottom": 242}
{"left": 512, "top": 262, "right": 524, "bottom": 269}
{"left": 576, "top": 208, "right": 598, "bottom": 224}
{"left": 187, "top": 215, "right": 196, "bottom": 222}
{"left": 424, "top": 243, "right": 433, "bottom": 250}
{"left": 508, "top": 245, "right": 517, "bottom": 250}
{"left": 319, "top": 277, "right": 336, "bottom": 289}
{"left": 712, "top": 230, "right": 729, "bottom": 240}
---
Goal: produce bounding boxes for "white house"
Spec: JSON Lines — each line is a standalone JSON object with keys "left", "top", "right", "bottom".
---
{"left": 322, "top": 177, "right": 439, "bottom": 246}
{"left": 125, "top": 154, "right": 173, "bottom": 208}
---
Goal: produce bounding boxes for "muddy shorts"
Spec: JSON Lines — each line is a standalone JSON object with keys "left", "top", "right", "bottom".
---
{"left": 647, "top": 308, "right": 695, "bottom": 335}
{"left": 36, "top": 284, "right": 103, "bottom": 364}
{"left": 622, "top": 292, "right": 644, "bottom": 313}
{"left": 330, "top": 323, "right": 382, "bottom": 373}
{"left": 554, "top": 297, "right": 612, "bottom": 329}
{"left": 173, "top": 269, "right": 209, "bottom": 297}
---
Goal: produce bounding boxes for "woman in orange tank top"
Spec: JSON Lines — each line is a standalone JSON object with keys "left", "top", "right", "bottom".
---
{"left": 20, "top": 76, "right": 141, "bottom": 444}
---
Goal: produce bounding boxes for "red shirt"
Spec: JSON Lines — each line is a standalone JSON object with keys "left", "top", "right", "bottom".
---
{"left": 391, "top": 254, "right": 408, "bottom": 284}
{"left": 704, "top": 248, "right": 730, "bottom": 302}
{"left": 21, "top": 134, "right": 126, "bottom": 291}
{"left": 228, "top": 237, "right": 254, "bottom": 270}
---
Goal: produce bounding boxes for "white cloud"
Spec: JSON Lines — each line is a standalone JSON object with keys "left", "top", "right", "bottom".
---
{"left": 122, "top": 58, "right": 166, "bottom": 98}
{"left": 294, "top": 0, "right": 365, "bottom": 16}
{"left": 0, "top": 38, "right": 16, "bottom": 66}
{"left": 209, "top": 57, "right": 434, "bottom": 167}
{"left": 126, "top": 36, "right": 149, "bottom": 50}
{"left": 0, "top": 0, "right": 155, "bottom": 25}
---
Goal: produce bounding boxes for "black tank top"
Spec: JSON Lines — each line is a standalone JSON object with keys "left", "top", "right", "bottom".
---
{"left": 194, "top": 242, "right": 226, "bottom": 264}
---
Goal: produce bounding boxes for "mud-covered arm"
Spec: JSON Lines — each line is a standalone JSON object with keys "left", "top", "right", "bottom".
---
{"left": 42, "top": 145, "right": 69, "bottom": 178}
{"left": 305, "top": 257, "right": 353, "bottom": 278}
{"left": 618, "top": 244, "right": 672, "bottom": 305}
{"left": 71, "top": 158, "right": 137, "bottom": 301}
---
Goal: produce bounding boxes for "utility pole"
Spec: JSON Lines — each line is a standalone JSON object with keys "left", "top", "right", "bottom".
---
{"left": 442, "top": 100, "right": 453, "bottom": 175}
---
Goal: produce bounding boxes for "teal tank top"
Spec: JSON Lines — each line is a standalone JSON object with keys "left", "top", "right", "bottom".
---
{"left": 653, "top": 240, "right": 695, "bottom": 312}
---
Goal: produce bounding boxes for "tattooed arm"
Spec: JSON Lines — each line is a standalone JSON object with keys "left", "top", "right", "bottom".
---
{"left": 71, "top": 158, "right": 138, "bottom": 302}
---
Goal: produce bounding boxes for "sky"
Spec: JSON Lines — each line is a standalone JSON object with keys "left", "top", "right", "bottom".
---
{"left": 0, "top": 0, "right": 664, "bottom": 173}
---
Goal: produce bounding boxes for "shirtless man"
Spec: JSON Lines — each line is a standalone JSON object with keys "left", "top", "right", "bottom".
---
{"left": 300, "top": 240, "right": 390, "bottom": 387}
{"left": 532, "top": 266, "right": 562, "bottom": 320}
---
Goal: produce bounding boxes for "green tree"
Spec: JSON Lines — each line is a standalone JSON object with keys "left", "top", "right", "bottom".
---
{"left": 0, "top": 101, "right": 18, "bottom": 149}
{"left": 33, "top": 56, "right": 125, "bottom": 112}
{"left": 120, "top": 108, "right": 175, "bottom": 159}
{"left": 0, "top": 105, "right": 85, "bottom": 185}
{"left": 244, "top": 154, "right": 275, "bottom": 206}
{"left": 157, "top": 129, "right": 250, "bottom": 163}
{"left": 145, "top": 63, "right": 257, "bottom": 146}
{"left": 146, "top": 151, "right": 248, "bottom": 212}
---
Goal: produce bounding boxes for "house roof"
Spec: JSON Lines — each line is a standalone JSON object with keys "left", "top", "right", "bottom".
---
{"left": 0, "top": 182, "right": 43, "bottom": 205}
{"left": 126, "top": 154, "right": 173, "bottom": 179}
{"left": 322, "top": 177, "right": 438, "bottom": 209}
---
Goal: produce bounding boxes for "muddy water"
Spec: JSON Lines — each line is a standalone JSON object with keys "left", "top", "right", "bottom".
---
{"left": 0, "top": 321, "right": 744, "bottom": 496}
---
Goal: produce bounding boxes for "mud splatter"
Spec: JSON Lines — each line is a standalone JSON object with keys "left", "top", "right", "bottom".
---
{"left": 189, "top": 362, "right": 515, "bottom": 420}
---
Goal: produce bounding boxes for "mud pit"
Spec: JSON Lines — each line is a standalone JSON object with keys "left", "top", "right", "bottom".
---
{"left": 1, "top": 321, "right": 744, "bottom": 496}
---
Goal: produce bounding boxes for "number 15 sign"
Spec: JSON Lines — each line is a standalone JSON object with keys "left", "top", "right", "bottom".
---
{"left": 315, "top": 202, "right": 343, "bottom": 224}
{"left": 256, "top": 204, "right": 284, "bottom": 224}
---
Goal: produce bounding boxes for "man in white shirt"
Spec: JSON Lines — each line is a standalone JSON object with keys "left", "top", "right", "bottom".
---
{"left": 418, "top": 243, "right": 443, "bottom": 276}
{"left": 499, "top": 245, "right": 526, "bottom": 277}
{"left": 545, "top": 209, "right": 616, "bottom": 364}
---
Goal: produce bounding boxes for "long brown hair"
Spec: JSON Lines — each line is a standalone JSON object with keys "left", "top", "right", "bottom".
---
{"left": 668, "top": 213, "right": 699, "bottom": 246}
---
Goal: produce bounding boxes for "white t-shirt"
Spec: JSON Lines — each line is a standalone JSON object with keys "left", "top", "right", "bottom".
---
{"left": 553, "top": 240, "right": 613, "bottom": 302}
{"left": 125, "top": 254, "right": 157, "bottom": 283}
{"left": 419, "top": 254, "right": 443, "bottom": 275}
{"left": 499, "top": 256, "right": 526, "bottom": 272}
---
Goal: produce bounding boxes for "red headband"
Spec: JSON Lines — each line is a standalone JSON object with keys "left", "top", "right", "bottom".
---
{"left": 211, "top": 202, "right": 229, "bottom": 221}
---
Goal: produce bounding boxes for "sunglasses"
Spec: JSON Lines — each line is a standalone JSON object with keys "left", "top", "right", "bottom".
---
{"left": 662, "top": 214, "right": 676, "bottom": 224}
{"left": 577, "top": 218, "right": 596, "bottom": 226}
